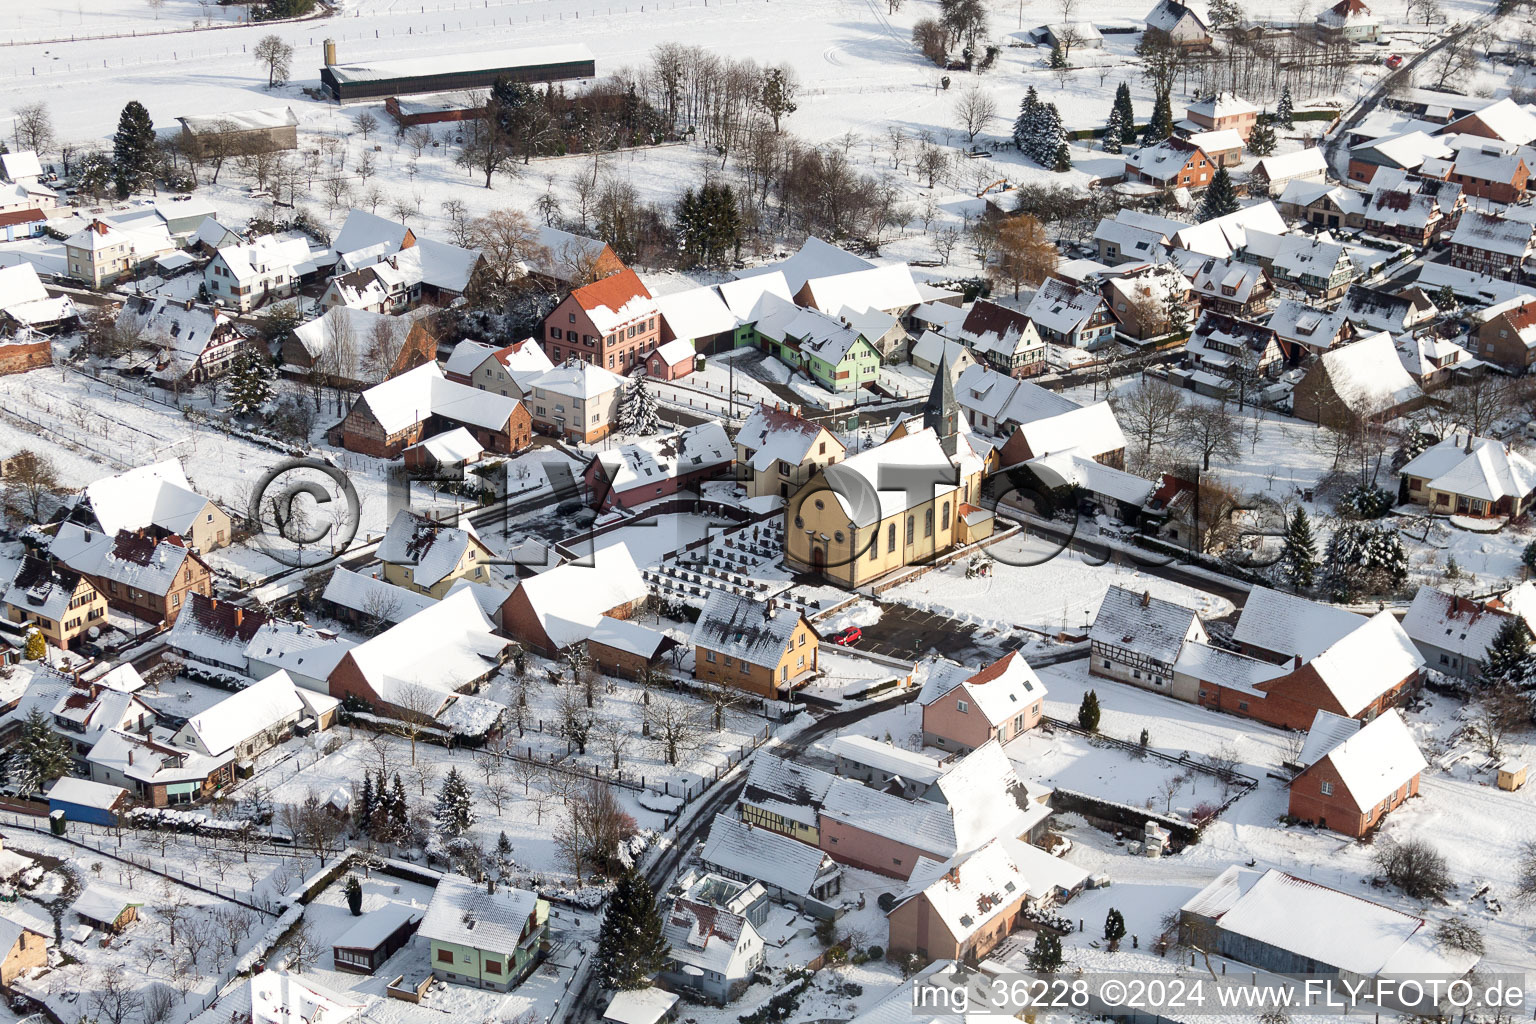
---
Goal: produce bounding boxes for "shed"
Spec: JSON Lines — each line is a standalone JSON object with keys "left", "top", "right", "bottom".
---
{"left": 1498, "top": 761, "right": 1527, "bottom": 791}
{"left": 604, "top": 987, "right": 680, "bottom": 1024}
{"left": 46, "top": 778, "right": 128, "bottom": 827}
{"left": 72, "top": 886, "right": 142, "bottom": 933}
{"left": 332, "top": 904, "right": 423, "bottom": 974}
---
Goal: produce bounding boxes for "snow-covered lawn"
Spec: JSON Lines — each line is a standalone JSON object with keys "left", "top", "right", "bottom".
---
{"left": 883, "top": 533, "right": 1234, "bottom": 635}
{"left": 564, "top": 512, "right": 721, "bottom": 568}
{"left": 1004, "top": 728, "right": 1233, "bottom": 816}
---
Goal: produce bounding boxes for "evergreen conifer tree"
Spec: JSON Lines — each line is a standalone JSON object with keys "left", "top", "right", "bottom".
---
{"left": 1052, "top": 141, "right": 1073, "bottom": 172}
{"left": 1049, "top": 41, "right": 1066, "bottom": 68}
{"left": 8, "top": 708, "right": 73, "bottom": 795}
{"left": 1281, "top": 506, "right": 1319, "bottom": 590}
{"left": 23, "top": 630, "right": 45, "bottom": 661}
{"left": 1199, "top": 166, "right": 1240, "bottom": 220}
{"left": 1276, "top": 85, "right": 1294, "bottom": 128}
{"left": 495, "top": 831, "right": 515, "bottom": 876}
{"left": 226, "top": 350, "right": 275, "bottom": 417}
{"left": 616, "top": 369, "right": 659, "bottom": 436}
{"left": 344, "top": 876, "right": 364, "bottom": 916}
{"left": 112, "top": 100, "right": 156, "bottom": 198}
{"left": 1247, "top": 117, "right": 1277, "bottom": 157}
{"left": 435, "top": 767, "right": 475, "bottom": 838}
{"left": 594, "top": 871, "right": 671, "bottom": 990}
{"left": 1114, "top": 83, "right": 1138, "bottom": 145}
{"left": 1027, "top": 931, "right": 1064, "bottom": 972}
{"left": 390, "top": 774, "right": 408, "bottom": 826}
{"left": 1078, "top": 690, "right": 1101, "bottom": 731}
{"left": 1104, "top": 908, "right": 1127, "bottom": 949}
{"left": 1012, "top": 88, "right": 1041, "bottom": 152}
{"left": 359, "top": 772, "right": 375, "bottom": 828}
{"left": 1481, "top": 618, "right": 1531, "bottom": 685}
{"left": 1142, "top": 91, "right": 1173, "bottom": 143}
{"left": 1102, "top": 107, "right": 1125, "bottom": 154}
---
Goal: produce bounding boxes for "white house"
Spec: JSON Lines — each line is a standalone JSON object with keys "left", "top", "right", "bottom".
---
{"left": 170, "top": 670, "right": 337, "bottom": 760}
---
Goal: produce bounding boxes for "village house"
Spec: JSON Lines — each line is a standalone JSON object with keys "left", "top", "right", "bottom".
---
{"left": 1101, "top": 264, "right": 1191, "bottom": 340}
{"left": 1251, "top": 148, "right": 1329, "bottom": 196}
{"left": 2, "top": 555, "right": 106, "bottom": 652}
{"left": 884, "top": 838, "right": 1032, "bottom": 964}
{"left": 376, "top": 510, "right": 496, "bottom": 598}
{"left": 1023, "top": 278, "right": 1116, "bottom": 348}
{"left": 330, "top": 208, "right": 416, "bottom": 268}
{"left": 699, "top": 814, "right": 844, "bottom": 918}
{"left": 733, "top": 404, "right": 846, "bottom": 500}
{"left": 64, "top": 218, "right": 173, "bottom": 288}
{"left": 584, "top": 422, "right": 734, "bottom": 510}
{"left": 205, "top": 233, "right": 321, "bottom": 312}
{"left": 1288, "top": 710, "right": 1425, "bottom": 836}
{"left": 952, "top": 299, "right": 1046, "bottom": 377}
{"left": 501, "top": 545, "right": 648, "bottom": 656}
{"left": 1439, "top": 97, "right": 1536, "bottom": 144}
{"left": 332, "top": 362, "right": 531, "bottom": 457}
{"left": 1445, "top": 145, "right": 1529, "bottom": 204}
{"left": 829, "top": 735, "right": 944, "bottom": 799}
{"left": 1232, "top": 586, "right": 1365, "bottom": 664}
{"left": 1396, "top": 331, "right": 1467, "bottom": 390}
{"left": 117, "top": 297, "right": 252, "bottom": 387}
{"left": 1183, "top": 93, "right": 1259, "bottom": 140}
{"left": 420, "top": 874, "right": 548, "bottom": 991}
{"left": 443, "top": 337, "right": 554, "bottom": 397}
{"left": 327, "top": 589, "right": 511, "bottom": 721}
{"left": 1467, "top": 294, "right": 1536, "bottom": 369}
{"left": 521, "top": 359, "right": 628, "bottom": 443}
{"left": 645, "top": 338, "right": 697, "bottom": 380}
{"left": 784, "top": 427, "right": 966, "bottom": 587}
{"left": 1276, "top": 180, "right": 1367, "bottom": 232}
{"left": 1188, "top": 129, "right": 1244, "bottom": 169}
{"left": 1093, "top": 210, "right": 1182, "bottom": 265}
{"left": 1189, "top": 258, "right": 1272, "bottom": 317}
{"left": 284, "top": 306, "right": 438, "bottom": 389}
{"left": 0, "top": 263, "right": 75, "bottom": 333}
{"left": 691, "top": 591, "right": 820, "bottom": 698}
{"left": 991, "top": 389, "right": 1128, "bottom": 469}
{"left": 1398, "top": 434, "right": 1536, "bottom": 519}
{"left": 1089, "top": 587, "right": 1209, "bottom": 694}
{"left": 1185, "top": 312, "right": 1285, "bottom": 382}
{"left": 1347, "top": 131, "right": 1453, "bottom": 185}
{"left": 163, "top": 592, "right": 268, "bottom": 672}
{"left": 527, "top": 224, "right": 624, "bottom": 290}
{"left": 186, "top": 971, "right": 364, "bottom": 1024}
{"left": 795, "top": 264, "right": 923, "bottom": 324}
{"left": 1144, "top": 0, "right": 1211, "bottom": 47}
{"left": 919, "top": 652, "right": 1046, "bottom": 753}
{"left": 1361, "top": 176, "right": 1462, "bottom": 248}
{"left": 1291, "top": 331, "right": 1423, "bottom": 427}
{"left": 49, "top": 524, "right": 213, "bottom": 626}
{"left": 1258, "top": 234, "right": 1358, "bottom": 300}
{"left": 1337, "top": 284, "right": 1438, "bottom": 336}
{"left": 658, "top": 897, "right": 764, "bottom": 1004}
{"left": 1179, "top": 867, "right": 1477, "bottom": 991}
{"left": 1266, "top": 299, "right": 1353, "bottom": 358}
{"left": 1400, "top": 586, "right": 1515, "bottom": 681}
{"left": 1448, "top": 212, "right": 1535, "bottom": 281}
{"left": 1316, "top": 0, "right": 1379, "bottom": 39}
{"left": 319, "top": 238, "right": 481, "bottom": 313}
{"left": 0, "top": 912, "right": 49, "bottom": 986}
{"left": 402, "top": 428, "right": 487, "bottom": 480}
{"left": 51, "top": 683, "right": 156, "bottom": 761}
{"left": 541, "top": 266, "right": 659, "bottom": 375}
{"left": 171, "top": 670, "right": 337, "bottom": 762}
{"left": 320, "top": 566, "right": 435, "bottom": 631}
{"left": 86, "top": 726, "right": 233, "bottom": 806}
{"left": 745, "top": 293, "right": 883, "bottom": 392}
{"left": 655, "top": 285, "right": 740, "bottom": 357}
{"left": 1125, "top": 137, "right": 1216, "bottom": 190}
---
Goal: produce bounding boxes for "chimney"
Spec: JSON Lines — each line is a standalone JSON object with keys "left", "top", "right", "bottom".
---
{"left": 324, "top": 39, "right": 337, "bottom": 67}
{"left": 234, "top": 608, "right": 244, "bottom": 627}
{"left": 127, "top": 749, "right": 134, "bottom": 766}
{"left": 184, "top": 298, "right": 194, "bottom": 312}
{"left": 487, "top": 877, "right": 496, "bottom": 895}
{"left": 1141, "top": 590, "right": 1151, "bottom": 608}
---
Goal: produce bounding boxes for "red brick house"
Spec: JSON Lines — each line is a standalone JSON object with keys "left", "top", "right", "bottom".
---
{"left": 541, "top": 266, "right": 660, "bottom": 375}
{"left": 330, "top": 362, "right": 531, "bottom": 457}
{"left": 49, "top": 523, "right": 212, "bottom": 626}
{"left": 1125, "top": 137, "right": 1215, "bottom": 189}
{"left": 1287, "top": 710, "right": 1425, "bottom": 837}
{"left": 583, "top": 422, "right": 733, "bottom": 511}
{"left": 1446, "top": 147, "right": 1529, "bottom": 204}
{"left": 500, "top": 546, "right": 648, "bottom": 655}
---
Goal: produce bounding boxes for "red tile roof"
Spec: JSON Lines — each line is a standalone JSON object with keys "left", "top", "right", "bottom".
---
{"left": 570, "top": 266, "right": 650, "bottom": 315}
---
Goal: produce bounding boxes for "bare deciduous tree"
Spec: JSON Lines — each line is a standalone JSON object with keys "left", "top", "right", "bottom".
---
{"left": 253, "top": 35, "right": 294, "bottom": 89}
{"left": 953, "top": 85, "right": 998, "bottom": 145}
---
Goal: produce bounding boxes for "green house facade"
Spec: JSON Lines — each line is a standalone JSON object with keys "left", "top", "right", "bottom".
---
{"left": 420, "top": 874, "right": 549, "bottom": 992}
{"left": 738, "top": 295, "right": 883, "bottom": 392}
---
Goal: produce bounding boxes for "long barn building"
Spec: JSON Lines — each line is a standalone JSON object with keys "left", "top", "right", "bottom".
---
{"left": 320, "top": 41, "right": 597, "bottom": 103}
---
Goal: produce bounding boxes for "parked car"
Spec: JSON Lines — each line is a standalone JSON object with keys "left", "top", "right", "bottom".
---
{"left": 1385, "top": 53, "right": 1404, "bottom": 68}
{"left": 831, "top": 626, "right": 863, "bottom": 646}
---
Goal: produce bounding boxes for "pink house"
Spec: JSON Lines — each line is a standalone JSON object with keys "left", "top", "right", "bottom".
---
{"left": 920, "top": 652, "right": 1048, "bottom": 754}
{"left": 646, "top": 338, "right": 697, "bottom": 381}
{"left": 583, "top": 421, "right": 734, "bottom": 511}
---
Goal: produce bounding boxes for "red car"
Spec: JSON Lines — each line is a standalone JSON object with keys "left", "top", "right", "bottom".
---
{"left": 1385, "top": 54, "right": 1404, "bottom": 69}
{"left": 830, "top": 626, "right": 863, "bottom": 646}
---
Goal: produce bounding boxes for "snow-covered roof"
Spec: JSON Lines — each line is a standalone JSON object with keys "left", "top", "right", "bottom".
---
{"left": 1301, "top": 709, "right": 1426, "bottom": 810}
{"left": 331, "top": 209, "right": 411, "bottom": 259}
{"left": 1451, "top": 146, "right": 1527, "bottom": 184}
{"left": 178, "top": 107, "right": 298, "bottom": 134}
{"left": 735, "top": 405, "right": 834, "bottom": 472}
{"left": 403, "top": 427, "right": 484, "bottom": 465}
{"left": 3, "top": 555, "right": 85, "bottom": 624}
{"left": 1173, "top": 641, "right": 1288, "bottom": 693}
{"left": 328, "top": 43, "right": 593, "bottom": 84}
{"left": 663, "top": 897, "right": 755, "bottom": 975}
{"left": 894, "top": 839, "right": 1026, "bottom": 943}
{"left": 178, "top": 671, "right": 308, "bottom": 757}
{"left": 1449, "top": 211, "right": 1536, "bottom": 258}
{"left": 592, "top": 422, "right": 733, "bottom": 494}
{"left": 332, "top": 904, "right": 422, "bottom": 951}
{"left": 377, "top": 509, "right": 486, "bottom": 590}
{"left": 345, "top": 588, "right": 509, "bottom": 703}
{"left": 1023, "top": 278, "right": 1105, "bottom": 336}
{"left": 1297, "top": 708, "right": 1362, "bottom": 767}
{"left": 443, "top": 338, "right": 499, "bottom": 378}
{"left": 165, "top": 592, "right": 268, "bottom": 669}
{"left": 0, "top": 262, "right": 49, "bottom": 311}
{"left": 419, "top": 871, "right": 540, "bottom": 952}
{"left": 0, "top": 151, "right": 42, "bottom": 182}
{"left": 913, "top": 300, "right": 967, "bottom": 333}
{"left": 1013, "top": 400, "right": 1127, "bottom": 463}
{"left": 1446, "top": 97, "right": 1536, "bottom": 145}
{"left": 525, "top": 359, "right": 627, "bottom": 401}
{"left": 321, "top": 566, "right": 435, "bottom": 623}
{"left": 691, "top": 591, "right": 808, "bottom": 667}
{"left": 356, "top": 361, "right": 521, "bottom": 434}
{"left": 1255, "top": 147, "right": 1329, "bottom": 183}
{"left": 604, "top": 988, "right": 679, "bottom": 1024}
{"left": 49, "top": 523, "right": 199, "bottom": 598}
{"left": 215, "top": 232, "right": 317, "bottom": 284}
{"left": 47, "top": 777, "right": 126, "bottom": 811}
{"left": 911, "top": 331, "right": 972, "bottom": 373}
{"left": 190, "top": 971, "right": 364, "bottom": 1024}
{"left": 918, "top": 651, "right": 1047, "bottom": 727}
{"left": 120, "top": 295, "right": 241, "bottom": 368}
{"left": 699, "top": 814, "right": 837, "bottom": 897}
{"left": 1145, "top": 0, "right": 1209, "bottom": 33}
{"left": 1188, "top": 128, "right": 1243, "bottom": 154}
{"left": 72, "top": 885, "right": 141, "bottom": 926}
{"left": 1311, "top": 331, "right": 1422, "bottom": 415}
{"left": 820, "top": 427, "right": 958, "bottom": 526}
{"left": 718, "top": 270, "right": 795, "bottom": 321}
{"left": 1401, "top": 435, "right": 1536, "bottom": 502}
{"left": 733, "top": 238, "right": 873, "bottom": 294}
{"left": 1214, "top": 869, "right": 1473, "bottom": 976}
{"left": 1266, "top": 298, "right": 1350, "bottom": 351}
{"left": 585, "top": 615, "right": 674, "bottom": 659}
{"left": 570, "top": 267, "right": 656, "bottom": 334}
{"left": 655, "top": 285, "right": 739, "bottom": 341}
{"left": 243, "top": 621, "right": 357, "bottom": 683}
{"left": 1026, "top": 450, "right": 1154, "bottom": 505}
{"left": 1190, "top": 257, "right": 1266, "bottom": 304}
{"left": 742, "top": 753, "right": 835, "bottom": 828}
{"left": 514, "top": 545, "right": 647, "bottom": 649}
{"left": 933, "top": 741, "right": 1049, "bottom": 855}
{"left": 1298, "top": 611, "right": 1424, "bottom": 716}
{"left": 828, "top": 734, "right": 944, "bottom": 785}
{"left": 800, "top": 264, "right": 922, "bottom": 316}
{"left": 1094, "top": 217, "right": 1172, "bottom": 261}
{"left": 414, "top": 237, "right": 480, "bottom": 293}
{"left": 1090, "top": 585, "right": 1202, "bottom": 664}
{"left": 1124, "top": 137, "right": 1206, "bottom": 183}
{"left": 1233, "top": 586, "right": 1367, "bottom": 661}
